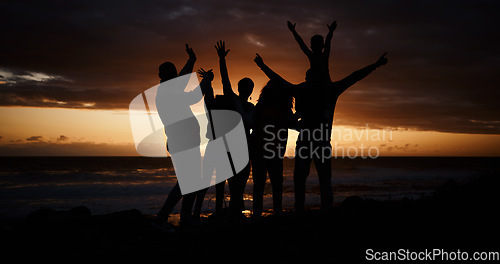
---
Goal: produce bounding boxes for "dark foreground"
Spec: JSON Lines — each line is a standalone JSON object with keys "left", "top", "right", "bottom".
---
{"left": 2, "top": 173, "right": 499, "bottom": 262}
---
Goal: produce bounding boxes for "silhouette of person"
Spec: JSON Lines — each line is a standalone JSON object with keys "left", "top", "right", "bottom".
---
{"left": 153, "top": 44, "right": 210, "bottom": 230}
{"left": 287, "top": 20, "right": 336, "bottom": 81}
{"left": 288, "top": 20, "right": 337, "bottom": 120}
{"left": 250, "top": 86, "right": 293, "bottom": 218}
{"left": 255, "top": 51, "right": 388, "bottom": 214}
{"left": 215, "top": 40, "right": 255, "bottom": 223}
{"left": 191, "top": 68, "right": 216, "bottom": 224}
{"left": 185, "top": 68, "right": 220, "bottom": 223}
{"left": 197, "top": 70, "right": 241, "bottom": 221}
{"left": 251, "top": 54, "right": 297, "bottom": 219}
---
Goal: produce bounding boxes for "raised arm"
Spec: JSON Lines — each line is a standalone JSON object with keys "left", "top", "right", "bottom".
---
{"left": 287, "top": 21, "right": 312, "bottom": 58}
{"left": 197, "top": 68, "right": 215, "bottom": 106}
{"left": 215, "top": 41, "right": 254, "bottom": 124}
{"left": 179, "top": 44, "right": 197, "bottom": 76}
{"left": 197, "top": 68, "right": 217, "bottom": 139}
{"left": 323, "top": 21, "right": 337, "bottom": 57}
{"left": 335, "top": 52, "right": 388, "bottom": 96}
{"left": 215, "top": 40, "right": 236, "bottom": 97}
{"left": 254, "top": 53, "right": 291, "bottom": 86}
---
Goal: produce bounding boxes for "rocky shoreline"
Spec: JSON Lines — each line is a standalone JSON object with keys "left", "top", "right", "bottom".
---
{"left": 2, "top": 173, "right": 499, "bottom": 261}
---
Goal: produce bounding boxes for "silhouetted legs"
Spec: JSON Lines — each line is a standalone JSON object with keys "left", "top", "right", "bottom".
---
{"left": 214, "top": 181, "right": 224, "bottom": 213}
{"left": 155, "top": 143, "right": 203, "bottom": 227}
{"left": 253, "top": 156, "right": 283, "bottom": 217}
{"left": 155, "top": 182, "right": 182, "bottom": 223}
{"left": 294, "top": 139, "right": 333, "bottom": 214}
{"left": 204, "top": 140, "right": 229, "bottom": 218}
{"left": 203, "top": 139, "right": 234, "bottom": 219}
{"left": 228, "top": 162, "right": 251, "bottom": 223}
{"left": 269, "top": 160, "right": 284, "bottom": 214}
{"left": 179, "top": 192, "right": 196, "bottom": 226}
{"left": 293, "top": 152, "right": 310, "bottom": 214}
{"left": 315, "top": 146, "right": 333, "bottom": 212}
{"left": 199, "top": 140, "right": 217, "bottom": 218}
{"left": 193, "top": 188, "right": 208, "bottom": 222}
{"left": 252, "top": 160, "right": 267, "bottom": 217}
{"left": 155, "top": 182, "right": 201, "bottom": 227}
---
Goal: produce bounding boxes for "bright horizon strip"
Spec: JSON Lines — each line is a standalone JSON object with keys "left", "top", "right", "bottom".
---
{"left": 0, "top": 107, "right": 499, "bottom": 157}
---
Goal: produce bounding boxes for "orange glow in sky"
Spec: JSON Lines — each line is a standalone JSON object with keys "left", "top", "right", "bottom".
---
{"left": 2, "top": 0, "right": 499, "bottom": 156}
{"left": 1, "top": 106, "right": 498, "bottom": 156}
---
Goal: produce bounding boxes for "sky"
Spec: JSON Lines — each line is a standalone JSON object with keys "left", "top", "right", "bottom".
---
{"left": 1, "top": 0, "right": 499, "bottom": 156}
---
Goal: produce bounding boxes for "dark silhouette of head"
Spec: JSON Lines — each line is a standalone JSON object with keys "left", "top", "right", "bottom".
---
{"left": 305, "top": 69, "right": 322, "bottom": 83}
{"left": 237, "top": 77, "right": 254, "bottom": 100}
{"left": 310, "top": 35, "right": 324, "bottom": 53}
{"left": 258, "top": 80, "right": 293, "bottom": 111}
{"left": 158, "top": 62, "right": 177, "bottom": 82}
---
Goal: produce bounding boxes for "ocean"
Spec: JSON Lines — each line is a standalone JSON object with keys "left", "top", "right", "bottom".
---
{"left": 1, "top": 157, "right": 498, "bottom": 220}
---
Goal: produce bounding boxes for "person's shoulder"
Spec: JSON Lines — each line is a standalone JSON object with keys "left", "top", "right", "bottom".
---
{"left": 244, "top": 101, "right": 255, "bottom": 112}
{"left": 329, "top": 81, "right": 343, "bottom": 96}
{"left": 214, "top": 95, "right": 232, "bottom": 108}
{"left": 294, "top": 82, "right": 307, "bottom": 91}
{"left": 331, "top": 80, "right": 342, "bottom": 88}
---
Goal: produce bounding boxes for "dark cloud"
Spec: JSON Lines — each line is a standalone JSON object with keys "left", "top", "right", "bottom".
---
{"left": 26, "top": 136, "right": 43, "bottom": 142}
{"left": 0, "top": 141, "right": 136, "bottom": 156}
{"left": 385, "top": 144, "right": 415, "bottom": 153}
{"left": 0, "top": 76, "right": 135, "bottom": 109}
{"left": 57, "top": 135, "right": 69, "bottom": 141}
{"left": 1, "top": 0, "right": 499, "bottom": 134}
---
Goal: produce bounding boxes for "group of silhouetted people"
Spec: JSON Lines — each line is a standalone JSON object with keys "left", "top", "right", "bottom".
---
{"left": 152, "top": 20, "right": 388, "bottom": 231}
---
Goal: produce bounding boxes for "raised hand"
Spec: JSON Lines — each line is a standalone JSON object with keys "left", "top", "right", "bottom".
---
{"left": 215, "top": 40, "right": 230, "bottom": 59}
{"left": 197, "top": 68, "right": 214, "bottom": 81}
{"left": 186, "top": 44, "right": 196, "bottom": 61}
{"left": 375, "top": 52, "right": 388, "bottom": 67}
{"left": 327, "top": 20, "right": 337, "bottom": 33}
{"left": 254, "top": 53, "right": 265, "bottom": 68}
{"left": 287, "top": 21, "right": 296, "bottom": 32}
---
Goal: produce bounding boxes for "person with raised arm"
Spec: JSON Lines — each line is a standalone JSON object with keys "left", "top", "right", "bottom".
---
{"left": 153, "top": 44, "right": 209, "bottom": 231}
{"left": 287, "top": 20, "right": 336, "bottom": 80}
{"left": 254, "top": 52, "right": 388, "bottom": 214}
{"left": 288, "top": 20, "right": 337, "bottom": 120}
{"left": 251, "top": 54, "right": 297, "bottom": 219}
{"left": 189, "top": 67, "right": 216, "bottom": 224}
{"left": 214, "top": 40, "right": 255, "bottom": 223}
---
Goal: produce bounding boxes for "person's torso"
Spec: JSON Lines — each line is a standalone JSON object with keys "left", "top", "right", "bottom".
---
{"left": 293, "top": 82, "right": 339, "bottom": 141}
{"left": 208, "top": 95, "right": 254, "bottom": 140}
